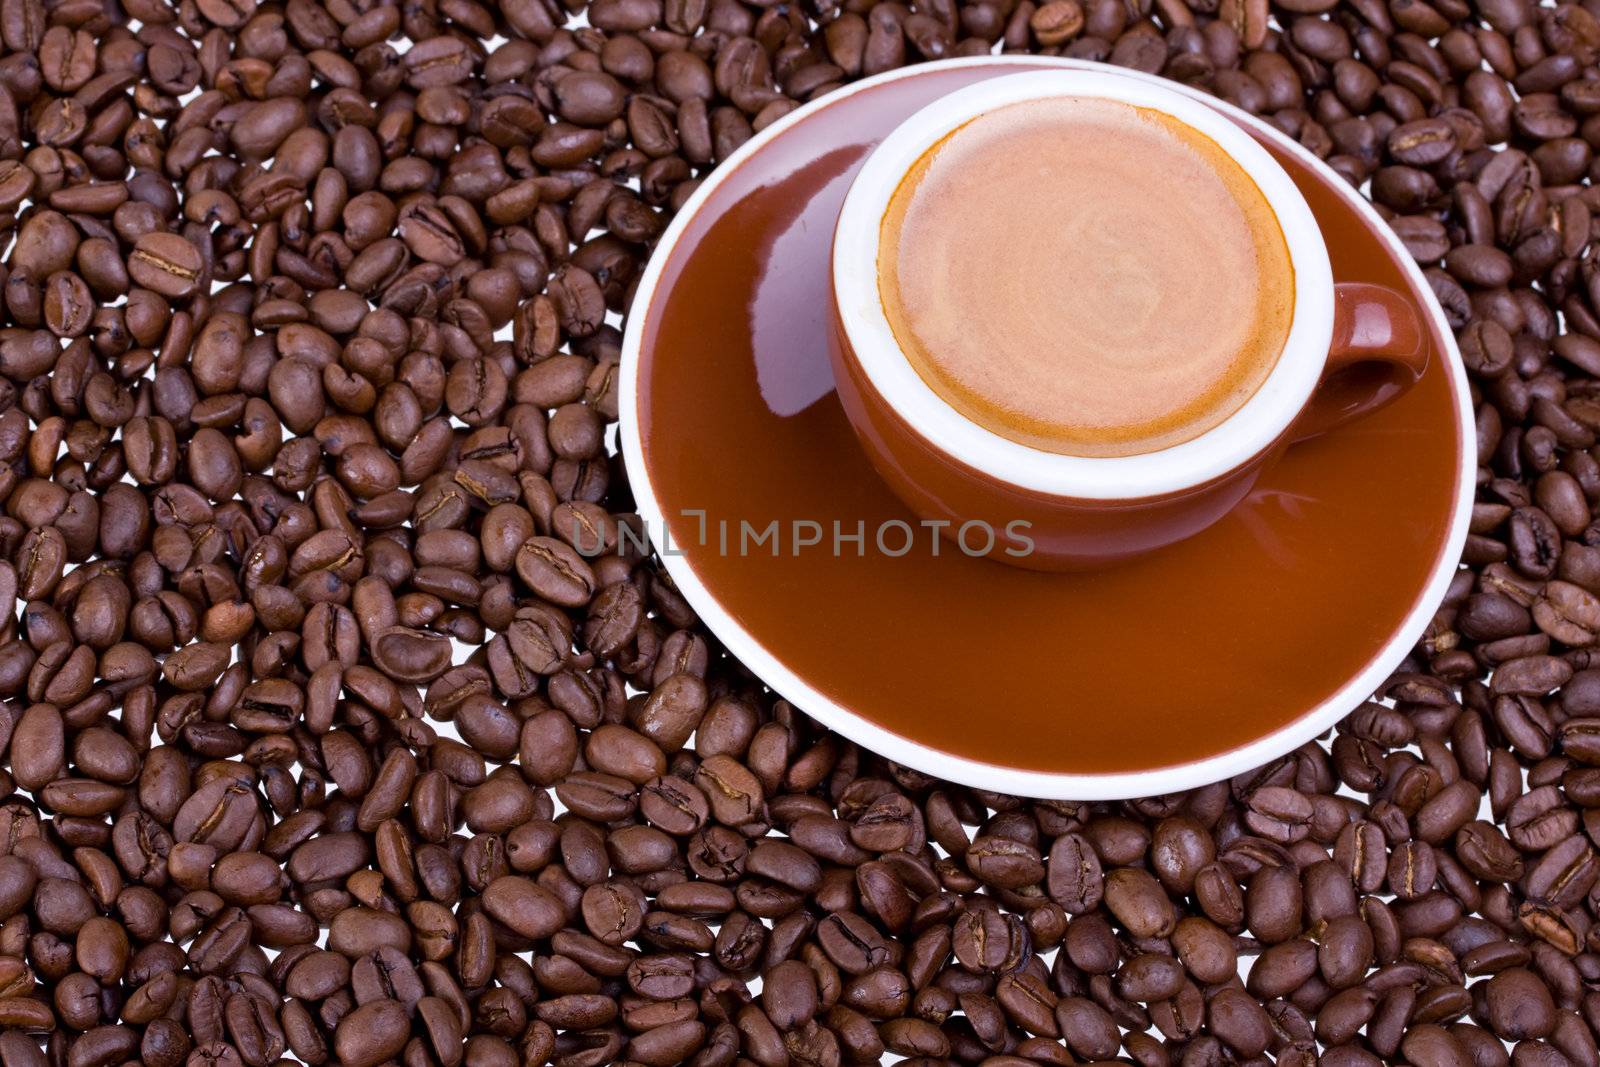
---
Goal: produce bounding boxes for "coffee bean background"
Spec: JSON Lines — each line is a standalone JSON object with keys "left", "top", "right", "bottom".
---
{"left": 0, "top": 0, "right": 1595, "bottom": 1064}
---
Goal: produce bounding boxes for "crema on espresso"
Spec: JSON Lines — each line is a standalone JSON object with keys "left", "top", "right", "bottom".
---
{"left": 878, "top": 95, "right": 1296, "bottom": 458}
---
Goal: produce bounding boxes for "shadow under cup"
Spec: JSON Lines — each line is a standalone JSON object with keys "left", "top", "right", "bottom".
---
{"left": 828, "top": 71, "right": 1428, "bottom": 571}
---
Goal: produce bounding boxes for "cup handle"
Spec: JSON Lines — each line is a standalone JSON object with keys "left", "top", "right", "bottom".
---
{"left": 1289, "top": 281, "right": 1429, "bottom": 444}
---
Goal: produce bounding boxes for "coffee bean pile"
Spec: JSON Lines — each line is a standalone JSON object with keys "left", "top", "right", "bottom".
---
{"left": 0, "top": 0, "right": 1597, "bottom": 1063}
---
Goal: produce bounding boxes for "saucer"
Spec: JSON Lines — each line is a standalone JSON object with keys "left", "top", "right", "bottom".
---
{"left": 620, "top": 58, "right": 1474, "bottom": 799}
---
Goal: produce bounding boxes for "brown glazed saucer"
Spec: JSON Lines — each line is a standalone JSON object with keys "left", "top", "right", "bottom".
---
{"left": 620, "top": 58, "right": 1475, "bottom": 799}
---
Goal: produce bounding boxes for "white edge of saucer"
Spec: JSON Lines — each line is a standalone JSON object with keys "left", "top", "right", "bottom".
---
{"left": 617, "top": 56, "right": 1477, "bottom": 801}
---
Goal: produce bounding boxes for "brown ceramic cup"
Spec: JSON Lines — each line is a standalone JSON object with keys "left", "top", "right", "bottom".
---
{"left": 829, "top": 70, "right": 1429, "bottom": 570}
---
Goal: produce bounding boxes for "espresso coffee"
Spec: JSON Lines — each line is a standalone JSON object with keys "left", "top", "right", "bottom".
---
{"left": 878, "top": 95, "right": 1296, "bottom": 458}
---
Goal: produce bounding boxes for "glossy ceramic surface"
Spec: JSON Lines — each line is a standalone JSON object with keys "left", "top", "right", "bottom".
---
{"left": 622, "top": 58, "right": 1475, "bottom": 798}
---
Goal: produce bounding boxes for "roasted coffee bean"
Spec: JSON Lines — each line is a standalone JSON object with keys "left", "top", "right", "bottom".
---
{"left": 126, "top": 234, "right": 203, "bottom": 298}
{"left": 1046, "top": 831, "right": 1103, "bottom": 912}
{"left": 1104, "top": 867, "right": 1177, "bottom": 938}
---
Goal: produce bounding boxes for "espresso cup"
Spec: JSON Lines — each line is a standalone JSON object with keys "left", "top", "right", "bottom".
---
{"left": 828, "top": 69, "right": 1428, "bottom": 570}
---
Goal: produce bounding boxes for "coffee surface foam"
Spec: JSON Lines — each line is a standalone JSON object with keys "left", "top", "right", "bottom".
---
{"left": 878, "top": 95, "right": 1295, "bottom": 458}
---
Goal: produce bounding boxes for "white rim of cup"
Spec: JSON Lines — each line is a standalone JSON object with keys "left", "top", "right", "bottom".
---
{"left": 832, "top": 68, "right": 1336, "bottom": 499}
{"left": 618, "top": 57, "right": 1476, "bottom": 799}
